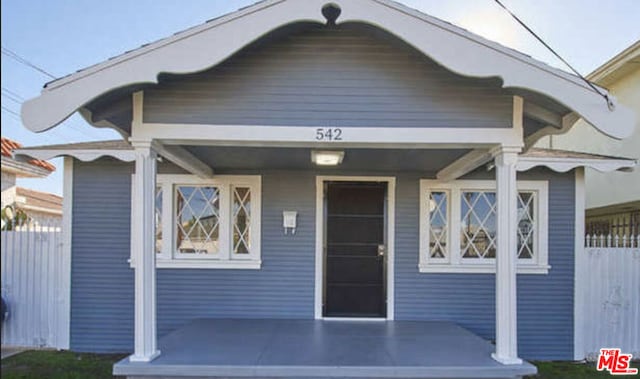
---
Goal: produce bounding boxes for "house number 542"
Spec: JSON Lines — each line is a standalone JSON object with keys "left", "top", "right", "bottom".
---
{"left": 315, "top": 128, "right": 342, "bottom": 141}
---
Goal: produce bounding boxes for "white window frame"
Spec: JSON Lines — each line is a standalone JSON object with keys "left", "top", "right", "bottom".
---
{"left": 132, "top": 174, "right": 261, "bottom": 269}
{"left": 419, "top": 180, "right": 549, "bottom": 274}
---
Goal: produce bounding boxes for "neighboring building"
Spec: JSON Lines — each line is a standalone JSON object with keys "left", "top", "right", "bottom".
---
{"left": 15, "top": 1, "right": 638, "bottom": 378}
{"left": 1, "top": 137, "right": 60, "bottom": 227}
{"left": 536, "top": 42, "right": 640, "bottom": 236}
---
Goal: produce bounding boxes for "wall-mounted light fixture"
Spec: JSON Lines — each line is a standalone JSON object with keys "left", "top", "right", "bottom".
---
{"left": 283, "top": 211, "right": 298, "bottom": 235}
{"left": 311, "top": 150, "right": 344, "bottom": 166}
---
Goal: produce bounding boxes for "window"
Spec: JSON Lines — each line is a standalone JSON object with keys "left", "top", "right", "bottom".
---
{"left": 175, "top": 185, "right": 221, "bottom": 256}
{"left": 419, "top": 180, "right": 549, "bottom": 274}
{"left": 155, "top": 186, "right": 163, "bottom": 254}
{"left": 153, "top": 175, "right": 261, "bottom": 269}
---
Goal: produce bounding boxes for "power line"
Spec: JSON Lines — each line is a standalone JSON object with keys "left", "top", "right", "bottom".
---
{"left": 1, "top": 105, "right": 73, "bottom": 144}
{"left": 61, "top": 122, "right": 101, "bottom": 140}
{"left": 2, "top": 92, "right": 23, "bottom": 105}
{"left": 492, "top": 0, "right": 613, "bottom": 109}
{"left": 1, "top": 105, "right": 20, "bottom": 117}
{"left": 1, "top": 46, "right": 56, "bottom": 79}
{"left": 1, "top": 87, "right": 25, "bottom": 101}
{"left": 1, "top": 85, "right": 102, "bottom": 140}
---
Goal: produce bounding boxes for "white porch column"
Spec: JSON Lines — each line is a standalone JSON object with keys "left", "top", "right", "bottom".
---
{"left": 492, "top": 146, "right": 522, "bottom": 365}
{"left": 130, "top": 141, "right": 160, "bottom": 362}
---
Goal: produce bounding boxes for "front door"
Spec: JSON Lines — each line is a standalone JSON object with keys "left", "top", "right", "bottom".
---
{"left": 324, "top": 181, "right": 386, "bottom": 318}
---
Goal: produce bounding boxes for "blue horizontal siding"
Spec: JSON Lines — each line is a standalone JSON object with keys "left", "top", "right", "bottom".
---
{"left": 70, "top": 160, "right": 574, "bottom": 359}
{"left": 156, "top": 171, "right": 316, "bottom": 337}
{"left": 143, "top": 23, "right": 511, "bottom": 129}
{"left": 518, "top": 170, "right": 575, "bottom": 360}
{"left": 71, "top": 163, "right": 316, "bottom": 352}
{"left": 70, "top": 159, "right": 134, "bottom": 352}
{"left": 394, "top": 169, "right": 575, "bottom": 360}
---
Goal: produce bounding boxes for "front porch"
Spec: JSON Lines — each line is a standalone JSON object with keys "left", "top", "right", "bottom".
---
{"left": 114, "top": 319, "right": 537, "bottom": 378}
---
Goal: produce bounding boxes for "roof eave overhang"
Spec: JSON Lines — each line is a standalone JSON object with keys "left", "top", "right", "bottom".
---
{"left": 14, "top": 148, "right": 135, "bottom": 163}
{"left": 0, "top": 155, "right": 52, "bottom": 178}
{"left": 517, "top": 156, "right": 637, "bottom": 173}
{"left": 20, "top": 0, "right": 636, "bottom": 140}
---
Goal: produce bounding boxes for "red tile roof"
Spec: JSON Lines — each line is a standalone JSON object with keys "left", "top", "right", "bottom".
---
{"left": 1, "top": 137, "right": 56, "bottom": 172}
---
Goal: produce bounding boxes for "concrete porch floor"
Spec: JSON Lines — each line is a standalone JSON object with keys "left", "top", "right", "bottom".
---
{"left": 114, "top": 319, "right": 537, "bottom": 378}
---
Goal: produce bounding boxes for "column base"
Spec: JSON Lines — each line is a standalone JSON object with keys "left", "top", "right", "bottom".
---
{"left": 129, "top": 350, "right": 161, "bottom": 362}
{"left": 492, "top": 352, "right": 523, "bottom": 365}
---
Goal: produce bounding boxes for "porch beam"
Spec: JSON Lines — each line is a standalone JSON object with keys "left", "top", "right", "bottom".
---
{"left": 132, "top": 124, "right": 524, "bottom": 148}
{"left": 152, "top": 142, "right": 213, "bottom": 179}
{"left": 523, "top": 102, "right": 563, "bottom": 128}
{"left": 436, "top": 149, "right": 492, "bottom": 182}
{"left": 130, "top": 141, "right": 160, "bottom": 362}
{"left": 85, "top": 96, "right": 132, "bottom": 123}
{"left": 524, "top": 112, "right": 580, "bottom": 150}
{"left": 436, "top": 96, "right": 525, "bottom": 181}
{"left": 131, "top": 91, "right": 213, "bottom": 179}
{"left": 491, "top": 145, "right": 522, "bottom": 365}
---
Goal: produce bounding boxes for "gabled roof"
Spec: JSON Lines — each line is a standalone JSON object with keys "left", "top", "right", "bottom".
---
{"left": 1, "top": 137, "right": 56, "bottom": 174}
{"left": 14, "top": 187, "right": 63, "bottom": 216}
{"left": 588, "top": 40, "right": 640, "bottom": 87}
{"left": 21, "top": 0, "right": 636, "bottom": 139}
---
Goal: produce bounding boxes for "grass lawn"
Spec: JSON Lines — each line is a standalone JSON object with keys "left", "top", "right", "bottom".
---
{"left": 1, "top": 350, "right": 127, "bottom": 379}
{"left": 1, "top": 350, "right": 638, "bottom": 378}
{"left": 531, "top": 360, "right": 639, "bottom": 378}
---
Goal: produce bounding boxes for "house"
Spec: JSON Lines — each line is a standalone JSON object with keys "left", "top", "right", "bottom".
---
{"left": 536, "top": 41, "right": 640, "bottom": 238}
{"left": 1, "top": 137, "right": 60, "bottom": 228}
{"left": 16, "top": 1, "right": 637, "bottom": 378}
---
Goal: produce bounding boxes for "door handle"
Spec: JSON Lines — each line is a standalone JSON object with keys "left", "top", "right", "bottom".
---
{"left": 377, "top": 245, "right": 386, "bottom": 257}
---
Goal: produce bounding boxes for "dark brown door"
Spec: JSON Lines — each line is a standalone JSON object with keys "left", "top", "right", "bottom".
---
{"left": 324, "top": 181, "right": 386, "bottom": 317}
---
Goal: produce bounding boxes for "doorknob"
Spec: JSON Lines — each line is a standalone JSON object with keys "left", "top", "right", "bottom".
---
{"left": 377, "top": 245, "right": 386, "bottom": 257}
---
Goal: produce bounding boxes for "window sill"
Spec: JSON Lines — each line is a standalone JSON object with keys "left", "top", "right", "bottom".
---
{"left": 130, "top": 259, "right": 262, "bottom": 270}
{"left": 418, "top": 264, "right": 550, "bottom": 274}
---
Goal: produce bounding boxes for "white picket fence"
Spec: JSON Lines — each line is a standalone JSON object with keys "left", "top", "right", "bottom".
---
{"left": 577, "top": 234, "right": 640, "bottom": 361}
{"left": 1, "top": 220, "right": 69, "bottom": 349}
{"left": 585, "top": 233, "right": 639, "bottom": 248}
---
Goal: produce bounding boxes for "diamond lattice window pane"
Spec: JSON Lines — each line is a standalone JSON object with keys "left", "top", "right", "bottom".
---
{"left": 517, "top": 192, "right": 535, "bottom": 259}
{"left": 175, "top": 186, "right": 220, "bottom": 255}
{"left": 460, "top": 191, "right": 497, "bottom": 259}
{"left": 233, "top": 187, "right": 251, "bottom": 255}
{"left": 429, "top": 191, "right": 448, "bottom": 258}
{"left": 155, "top": 186, "right": 162, "bottom": 254}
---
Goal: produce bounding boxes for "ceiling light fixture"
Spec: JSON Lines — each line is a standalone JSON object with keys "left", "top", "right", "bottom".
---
{"left": 311, "top": 150, "right": 344, "bottom": 166}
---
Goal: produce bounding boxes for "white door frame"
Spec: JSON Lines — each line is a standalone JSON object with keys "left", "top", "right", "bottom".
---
{"left": 314, "top": 175, "right": 396, "bottom": 320}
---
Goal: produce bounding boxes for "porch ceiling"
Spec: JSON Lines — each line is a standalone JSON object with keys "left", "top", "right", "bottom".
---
{"left": 185, "top": 146, "right": 471, "bottom": 172}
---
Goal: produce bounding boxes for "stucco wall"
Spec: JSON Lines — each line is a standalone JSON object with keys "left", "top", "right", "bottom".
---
{"left": 1, "top": 171, "right": 17, "bottom": 208}
{"left": 536, "top": 67, "right": 640, "bottom": 210}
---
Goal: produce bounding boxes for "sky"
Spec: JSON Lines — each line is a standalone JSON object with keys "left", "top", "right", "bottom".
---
{"left": 2, "top": 0, "right": 639, "bottom": 196}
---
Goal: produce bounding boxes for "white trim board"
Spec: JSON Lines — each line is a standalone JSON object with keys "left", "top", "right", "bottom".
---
{"left": 15, "top": 148, "right": 136, "bottom": 163}
{"left": 133, "top": 123, "right": 524, "bottom": 148}
{"left": 573, "top": 168, "right": 586, "bottom": 361}
{"left": 517, "top": 156, "right": 636, "bottom": 173}
{"left": 58, "top": 157, "right": 73, "bottom": 349}
{"left": 314, "top": 176, "right": 396, "bottom": 320}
